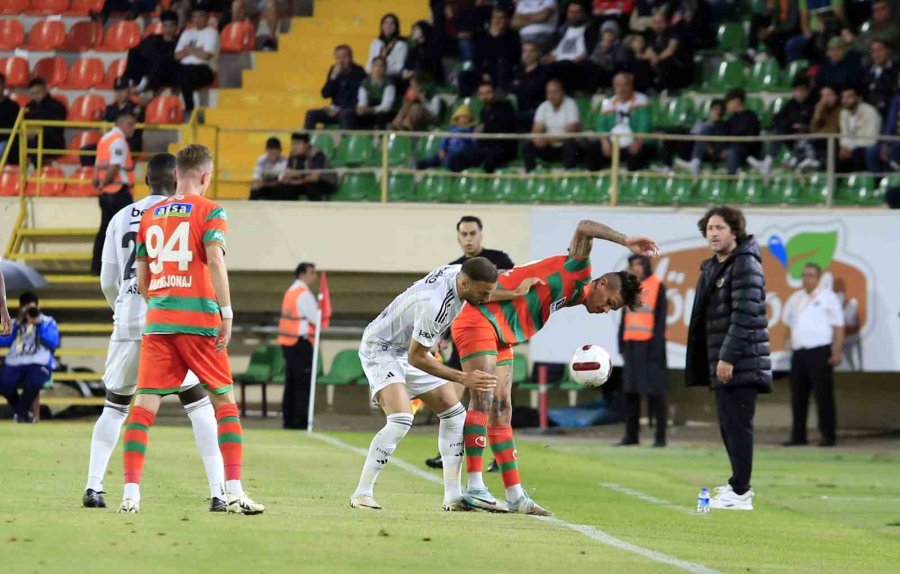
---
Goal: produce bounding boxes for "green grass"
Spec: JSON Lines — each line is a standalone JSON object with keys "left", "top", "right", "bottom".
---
{"left": 0, "top": 422, "right": 898, "bottom": 573}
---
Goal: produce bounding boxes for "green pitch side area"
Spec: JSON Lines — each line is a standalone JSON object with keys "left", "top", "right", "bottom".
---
{"left": 0, "top": 423, "right": 897, "bottom": 573}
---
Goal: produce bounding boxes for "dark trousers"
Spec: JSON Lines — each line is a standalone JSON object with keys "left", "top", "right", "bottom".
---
{"left": 177, "top": 64, "right": 215, "bottom": 113}
{"left": 282, "top": 338, "right": 313, "bottom": 429}
{"left": 0, "top": 363, "right": 51, "bottom": 421}
{"left": 837, "top": 147, "right": 868, "bottom": 173}
{"left": 587, "top": 141, "right": 653, "bottom": 171}
{"left": 623, "top": 392, "right": 667, "bottom": 445}
{"left": 789, "top": 345, "right": 836, "bottom": 444}
{"left": 304, "top": 108, "right": 341, "bottom": 130}
{"left": 92, "top": 185, "right": 132, "bottom": 275}
{"left": 714, "top": 385, "right": 757, "bottom": 495}
{"left": 338, "top": 109, "right": 394, "bottom": 130}
{"left": 523, "top": 141, "right": 582, "bottom": 171}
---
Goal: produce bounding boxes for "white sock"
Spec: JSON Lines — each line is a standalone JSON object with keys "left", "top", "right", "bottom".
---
{"left": 506, "top": 484, "right": 525, "bottom": 501}
{"left": 226, "top": 479, "right": 244, "bottom": 497}
{"left": 183, "top": 396, "right": 226, "bottom": 500}
{"left": 86, "top": 401, "right": 129, "bottom": 492}
{"left": 353, "top": 413, "right": 413, "bottom": 497}
{"left": 437, "top": 403, "right": 466, "bottom": 504}
{"left": 123, "top": 482, "right": 140, "bottom": 502}
{"left": 467, "top": 471, "right": 485, "bottom": 492}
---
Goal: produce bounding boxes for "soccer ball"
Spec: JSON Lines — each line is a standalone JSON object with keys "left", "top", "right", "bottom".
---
{"left": 569, "top": 345, "right": 612, "bottom": 387}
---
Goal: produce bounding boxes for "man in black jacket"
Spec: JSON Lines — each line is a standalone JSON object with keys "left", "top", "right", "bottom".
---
{"left": 750, "top": 78, "right": 814, "bottom": 175}
{"left": 447, "top": 83, "right": 518, "bottom": 173}
{"left": 0, "top": 74, "right": 20, "bottom": 163}
{"left": 24, "top": 78, "right": 67, "bottom": 163}
{"left": 685, "top": 206, "right": 772, "bottom": 511}
{"left": 304, "top": 45, "right": 367, "bottom": 129}
{"left": 722, "top": 89, "right": 762, "bottom": 175}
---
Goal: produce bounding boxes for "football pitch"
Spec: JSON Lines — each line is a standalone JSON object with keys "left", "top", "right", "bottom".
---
{"left": 1, "top": 422, "right": 897, "bottom": 574}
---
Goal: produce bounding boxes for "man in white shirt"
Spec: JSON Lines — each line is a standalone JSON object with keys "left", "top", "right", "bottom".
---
{"left": 249, "top": 137, "right": 287, "bottom": 199}
{"left": 512, "top": 0, "right": 558, "bottom": 50}
{"left": 544, "top": 1, "right": 598, "bottom": 92}
{"left": 783, "top": 263, "right": 845, "bottom": 447}
{"left": 837, "top": 86, "right": 882, "bottom": 172}
{"left": 522, "top": 79, "right": 583, "bottom": 171}
{"left": 175, "top": 6, "right": 219, "bottom": 117}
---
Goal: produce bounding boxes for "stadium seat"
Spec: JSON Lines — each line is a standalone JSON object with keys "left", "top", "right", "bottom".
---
{"left": 65, "top": 0, "right": 102, "bottom": 14}
{"left": 28, "top": 0, "right": 70, "bottom": 15}
{"left": 310, "top": 133, "right": 335, "bottom": 159}
{"left": 333, "top": 134, "right": 375, "bottom": 167}
{"left": 554, "top": 175, "right": 588, "bottom": 203}
{"left": 575, "top": 97, "right": 593, "bottom": 128}
{"left": 617, "top": 174, "right": 652, "bottom": 204}
{"left": 716, "top": 22, "right": 747, "bottom": 52}
{"left": 512, "top": 353, "right": 531, "bottom": 385}
{"left": 747, "top": 59, "right": 781, "bottom": 92}
{"left": 385, "top": 134, "right": 413, "bottom": 166}
{"left": 59, "top": 130, "right": 101, "bottom": 164}
{"left": 143, "top": 21, "right": 163, "bottom": 37}
{"left": 700, "top": 176, "right": 734, "bottom": 204}
{"left": 97, "top": 20, "right": 141, "bottom": 52}
{"left": 0, "top": 166, "right": 20, "bottom": 197}
{"left": 25, "top": 165, "right": 65, "bottom": 197}
{"left": 663, "top": 175, "right": 699, "bottom": 205}
{"left": 0, "top": 57, "right": 29, "bottom": 89}
{"left": 32, "top": 57, "right": 68, "bottom": 88}
{"left": 734, "top": 174, "right": 769, "bottom": 204}
{"left": 745, "top": 96, "right": 769, "bottom": 127}
{"left": 488, "top": 168, "right": 517, "bottom": 202}
{"left": 336, "top": 173, "right": 378, "bottom": 201}
{"left": 658, "top": 96, "right": 695, "bottom": 129}
{"left": 144, "top": 95, "right": 184, "bottom": 124}
{"left": 523, "top": 169, "right": 552, "bottom": 202}
{"left": 782, "top": 59, "right": 809, "bottom": 86}
{"left": 68, "top": 94, "right": 105, "bottom": 122}
{"left": 100, "top": 58, "right": 127, "bottom": 89}
{"left": 61, "top": 21, "right": 102, "bottom": 52}
{"left": 10, "top": 93, "right": 29, "bottom": 108}
{"left": 804, "top": 172, "right": 829, "bottom": 205}
{"left": 26, "top": 19, "right": 66, "bottom": 51}
{"left": 64, "top": 166, "right": 98, "bottom": 196}
{"left": 220, "top": 21, "right": 255, "bottom": 53}
{"left": 769, "top": 96, "right": 788, "bottom": 120}
{"left": 62, "top": 58, "right": 104, "bottom": 89}
{"left": 585, "top": 174, "right": 612, "bottom": 204}
{"left": 317, "top": 349, "right": 364, "bottom": 406}
{"left": 0, "top": 0, "right": 29, "bottom": 14}
{"left": 418, "top": 171, "right": 452, "bottom": 202}
{"left": 702, "top": 60, "right": 745, "bottom": 92}
{"left": 235, "top": 345, "right": 276, "bottom": 418}
{"left": 414, "top": 133, "right": 441, "bottom": 160}
{"left": 775, "top": 174, "right": 808, "bottom": 205}
{"left": 836, "top": 174, "right": 875, "bottom": 206}
{"left": 50, "top": 91, "right": 70, "bottom": 110}
{"left": 387, "top": 172, "right": 416, "bottom": 202}
{"left": 457, "top": 169, "right": 491, "bottom": 203}
{"left": 0, "top": 20, "right": 25, "bottom": 51}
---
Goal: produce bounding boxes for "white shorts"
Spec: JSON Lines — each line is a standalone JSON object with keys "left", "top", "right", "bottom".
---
{"left": 102, "top": 339, "right": 200, "bottom": 396}
{"left": 359, "top": 344, "right": 449, "bottom": 407}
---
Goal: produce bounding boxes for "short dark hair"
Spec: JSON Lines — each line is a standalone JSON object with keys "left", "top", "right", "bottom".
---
{"left": 160, "top": 9, "right": 178, "bottom": 22}
{"left": 457, "top": 215, "right": 483, "bottom": 231}
{"left": 698, "top": 206, "right": 747, "bottom": 239}
{"left": 335, "top": 44, "right": 353, "bottom": 57}
{"left": 265, "top": 137, "right": 282, "bottom": 150}
{"left": 291, "top": 132, "right": 310, "bottom": 143}
{"left": 709, "top": 98, "right": 725, "bottom": 110}
{"left": 600, "top": 272, "right": 642, "bottom": 311}
{"left": 461, "top": 257, "right": 498, "bottom": 283}
{"left": 19, "top": 291, "right": 38, "bottom": 307}
{"left": 724, "top": 88, "right": 746, "bottom": 103}
{"left": 295, "top": 262, "right": 315, "bottom": 277}
{"left": 115, "top": 109, "right": 136, "bottom": 122}
{"left": 841, "top": 85, "right": 859, "bottom": 95}
{"left": 28, "top": 77, "right": 47, "bottom": 89}
{"left": 804, "top": 262, "right": 823, "bottom": 275}
{"left": 792, "top": 76, "right": 810, "bottom": 89}
{"left": 147, "top": 153, "right": 177, "bottom": 195}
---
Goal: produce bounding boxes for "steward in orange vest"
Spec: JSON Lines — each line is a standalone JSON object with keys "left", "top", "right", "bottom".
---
{"left": 279, "top": 262, "right": 319, "bottom": 430}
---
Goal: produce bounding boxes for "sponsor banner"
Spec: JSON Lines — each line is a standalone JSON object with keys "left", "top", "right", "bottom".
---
{"left": 529, "top": 209, "right": 897, "bottom": 372}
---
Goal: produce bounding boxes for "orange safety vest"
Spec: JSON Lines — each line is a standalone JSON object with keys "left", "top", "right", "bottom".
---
{"left": 95, "top": 127, "right": 134, "bottom": 194}
{"left": 622, "top": 274, "right": 661, "bottom": 342}
{"left": 277, "top": 282, "right": 316, "bottom": 346}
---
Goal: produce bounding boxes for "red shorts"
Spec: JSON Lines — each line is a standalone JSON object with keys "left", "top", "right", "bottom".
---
{"left": 451, "top": 306, "right": 514, "bottom": 366}
{"left": 136, "top": 333, "right": 233, "bottom": 396}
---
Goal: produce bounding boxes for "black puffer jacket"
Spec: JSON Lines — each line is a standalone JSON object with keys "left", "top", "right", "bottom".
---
{"left": 685, "top": 235, "right": 773, "bottom": 392}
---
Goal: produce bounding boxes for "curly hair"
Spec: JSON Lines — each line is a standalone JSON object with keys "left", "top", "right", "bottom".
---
{"left": 698, "top": 206, "right": 747, "bottom": 239}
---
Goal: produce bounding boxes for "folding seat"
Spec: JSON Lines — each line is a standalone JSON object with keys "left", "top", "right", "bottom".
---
{"left": 59, "top": 130, "right": 101, "bottom": 164}
{"left": 0, "top": 167, "right": 20, "bottom": 197}
{"left": 27, "top": 0, "right": 70, "bottom": 15}
{"left": 220, "top": 21, "right": 255, "bottom": 53}
{"left": 61, "top": 21, "right": 102, "bottom": 52}
{"left": 64, "top": 0, "right": 102, "bottom": 15}
{"left": 97, "top": 21, "right": 141, "bottom": 52}
{"left": 144, "top": 95, "right": 184, "bottom": 124}
{"left": 62, "top": 58, "right": 104, "bottom": 89}
{"left": 100, "top": 58, "right": 127, "bottom": 89}
{"left": 0, "top": 20, "right": 25, "bottom": 51}
{"left": 32, "top": 57, "right": 68, "bottom": 88}
{"left": 25, "top": 19, "right": 66, "bottom": 51}
{"left": 67, "top": 94, "right": 106, "bottom": 122}
{"left": 0, "top": 0, "right": 29, "bottom": 14}
{"left": 26, "top": 166, "right": 66, "bottom": 197}
{"left": 64, "top": 166, "right": 99, "bottom": 196}
{"left": 0, "top": 57, "right": 29, "bottom": 89}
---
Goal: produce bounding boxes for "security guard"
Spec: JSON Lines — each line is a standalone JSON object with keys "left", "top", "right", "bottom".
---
{"left": 278, "top": 262, "right": 320, "bottom": 429}
{"left": 92, "top": 111, "right": 137, "bottom": 275}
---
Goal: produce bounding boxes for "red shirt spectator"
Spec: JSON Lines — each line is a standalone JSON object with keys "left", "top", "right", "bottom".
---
{"left": 593, "top": 0, "right": 634, "bottom": 16}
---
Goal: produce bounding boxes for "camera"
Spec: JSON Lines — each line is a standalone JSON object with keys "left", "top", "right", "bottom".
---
{"left": 25, "top": 307, "right": 40, "bottom": 319}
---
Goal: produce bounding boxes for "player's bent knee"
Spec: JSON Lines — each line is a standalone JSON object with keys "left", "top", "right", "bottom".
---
{"left": 177, "top": 384, "right": 207, "bottom": 406}
{"left": 105, "top": 390, "right": 132, "bottom": 406}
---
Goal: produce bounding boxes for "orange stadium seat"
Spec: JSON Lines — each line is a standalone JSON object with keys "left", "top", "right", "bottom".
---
{"left": 49, "top": 91, "right": 69, "bottom": 110}
{"left": 97, "top": 20, "right": 141, "bottom": 52}
{"left": 32, "top": 57, "right": 69, "bottom": 88}
{"left": 26, "top": 166, "right": 66, "bottom": 197}
{"left": 68, "top": 94, "right": 105, "bottom": 122}
{"left": 145, "top": 95, "right": 184, "bottom": 124}
{"left": 0, "top": 57, "right": 29, "bottom": 89}
{"left": 100, "top": 58, "right": 127, "bottom": 89}
{"left": 220, "top": 21, "right": 254, "bottom": 53}
{"left": 59, "top": 130, "right": 101, "bottom": 164}
{"left": 65, "top": 0, "right": 102, "bottom": 15}
{"left": 26, "top": 19, "right": 67, "bottom": 51}
{"left": 28, "top": 0, "right": 71, "bottom": 15}
{"left": 144, "top": 21, "right": 162, "bottom": 37}
{"left": 62, "top": 58, "right": 104, "bottom": 89}
{"left": 61, "top": 21, "right": 102, "bottom": 52}
{"left": 0, "top": 167, "right": 21, "bottom": 197}
{"left": 10, "top": 93, "right": 30, "bottom": 108}
{"left": 0, "top": 19, "right": 26, "bottom": 50}
{"left": 1, "top": 0, "right": 29, "bottom": 14}
{"left": 64, "top": 166, "right": 98, "bottom": 196}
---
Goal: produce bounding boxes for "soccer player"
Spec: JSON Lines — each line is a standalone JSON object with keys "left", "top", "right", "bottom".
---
{"left": 119, "top": 144, "right": 263, "bottom": 515}
{"left": 452, "top": 219, "right": 657, "bottom": 515}
{"left": 350, "top": 258, "right": 540, "bottom": 511}
{"left": 83, "top": 153, "right": 226, "bottom": 511}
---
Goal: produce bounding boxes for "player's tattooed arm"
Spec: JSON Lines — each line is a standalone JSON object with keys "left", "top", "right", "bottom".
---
{"left": 569, "top": 220, "right": 659, "bottom": 258}
{"left": 408, "top": 340, "right": 497, "bottom": 392}
{"left": 488, "top": 277, "right": 545, "bottom": 301}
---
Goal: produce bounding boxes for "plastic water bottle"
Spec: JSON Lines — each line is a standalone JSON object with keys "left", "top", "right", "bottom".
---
{"left": 696, "top": 488, "right": 710, "bottom": 513}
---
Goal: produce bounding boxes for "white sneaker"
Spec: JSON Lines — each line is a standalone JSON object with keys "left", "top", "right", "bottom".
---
{"left": 797, "top": 157, "right": 820, "bottom": 172}
{"left": 226, "top": 492, "right": 265, "bottom": 515}
{"left": 442, "top": 499, "right": 471, "bottom": 512}
{"left": 674, "top": 157, "right": 700, "bottom": 176}
{"left": 710, "top": 489, "right": 754, "bottom": 510}
{"left": 349, "top": 494, "right": 383, "bottom": 510}
{"left": 118, "top": 499, "right": 140, "bottom": 513}
{"left": 713, "top": 484, "right": 732, "bottom": 495}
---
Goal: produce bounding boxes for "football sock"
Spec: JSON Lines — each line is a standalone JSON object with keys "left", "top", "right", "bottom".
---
{"left": 215, "top": 403, "right": 243, "bottom": 486}
{"left": 353, "top": 412, "right": 413, "bottom": 497}
{"left": 464, "top": 410, "right": 489, "bottom": 491}
{"left": 122, "top": 406, "right": 155, "bottom": 489}
{"left": 489, "top": 425, "right": 524, "bottom": 501}
{"left": 184, "top": 396, "right": 225, "bottom": 500}
{"left": 86, "top": 400, "right": 128, "bottom": 492}
{"left": 437, "top": 403, "right": 466, "bottom": 504}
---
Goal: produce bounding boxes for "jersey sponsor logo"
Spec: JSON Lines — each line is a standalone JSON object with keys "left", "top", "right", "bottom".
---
{"left": 124, "top": 282, "right": 140, "bottom": 294}
{"left": 425, "top": 267, "right": 447, "bottom": 284}
{"left": 148, "top": 274, "right": 194, "bottom": 290}
{"left": 475, "top": 436, "right": 487, "bottom": 448}
{"left": 130, "top": 206, "right": 147, "bottom": 218}
{"left": 418, "top": 329, "right": 435, "bottom": 340}
{"left": 550, "top": 297, "right": 567, "bottom": 313}
{"left": 152, "top": 203, "right": 193, "bottom": 219}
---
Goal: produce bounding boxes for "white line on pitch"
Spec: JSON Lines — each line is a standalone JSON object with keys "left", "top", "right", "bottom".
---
{"left": 309, "top": 433, "right": 722, "bottom": 574}
{"left": 600, "top": 483, "right": 698, "bottom": 515}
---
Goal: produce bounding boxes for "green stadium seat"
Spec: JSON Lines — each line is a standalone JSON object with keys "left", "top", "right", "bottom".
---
{"left": 662, "top": 175, "right": 699, "bottom": 206}
{"left": 782, "top": 59, "right": 809, "bottom": 87}
{"left": 805, "top": 172, "right": 829, "bottom": 205}
{"left": 336, "top": 173, "right": 378, "bottom": 201}
{"left": 747, "top": 59, "right": 781, "bottom": 92}
{"left": 745, "top": 96, "right": 770, "bottom": 127}
{"left": 235, "top": 345, "right": 277, "bottom": 417}
{"left": 512, "top": 353, "right": 530, "bottom": 384}
{"left": 716, "top": 23, "right": 747, "bottom": 53}
{"left": 457, "top": 169, "right": 491, "bottom": 203}
{"left": 415, "top": 133, "right": 441, "bottom": 160}
{"left": 622, "top": 175, "right": 658, "bottom": 204}
{"left": 386, "top": 134, "right": 413, "bottom": 166}
{"left": 698, "top": 175, "right": 733, "bottom": 204}
{"left": 554, "top": 175, "right": 589, "bottom": 203}
{"left": 775, "top": 173, "right": 809, "bottom": 205}
{"left": 418, "top": 171, "right": 453, "bottom": 202}
{"left": 317, "top": 349, "right": 365, "bottom": 407}
{"left": 489, "top": 168, "right": 517, "bottom": 202}
{"left": 878, "top": 173, "right": 900, "bottom": 204}
{"left": 387, "top": 172, "right": 416, "bottom": 202}
{"left": 616, "top": 174, "right": 641, "bottom": 204}
{"left": 735, "top": 174, "right": 772, "bottom": 204}
{"left": 836, "top": 173, "right": 875, "bottom": 206}
{"left": 658, "top": 96, "right": 695, "bottom": 129}
{"left": 585, "top": 174, "right": 612, "bottom": 204}
{"left": 334, "top": 134, "right": 375, "bottom": 166}
{"left": 769, "top": 96, "right": 788, "bottom": 120}
{"left": 649, "top": 97, "right": 663, "bottom": 127}
{"left": 524, "top": 168, "right": 553, "bottom": 202}
{"left": 702, "top": 60, "right": 745, "bottom": 92}
{"left": 310, "top": 133, "right": 335, "bottom": 159}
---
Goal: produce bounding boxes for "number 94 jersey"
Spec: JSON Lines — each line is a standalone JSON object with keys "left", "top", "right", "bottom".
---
{"left": 135, "top": 194, "right": 228, "bottom": 337}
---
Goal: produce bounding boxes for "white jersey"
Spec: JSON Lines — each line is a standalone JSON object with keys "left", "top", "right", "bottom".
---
{"left": 361, "top": 265, "right": 464, "bottom": 355}
{"left": 101, "top": 195, "right": 166, "bottom": 341}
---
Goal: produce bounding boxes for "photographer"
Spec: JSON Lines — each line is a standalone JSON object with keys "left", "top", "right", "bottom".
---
{"left": 0, "top": 292, "right": 59, "bottom": 423}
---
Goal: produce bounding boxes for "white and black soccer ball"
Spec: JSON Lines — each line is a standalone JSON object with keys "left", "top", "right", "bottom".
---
{"left": 569, "top": 345, "right": 612, "bottom": 388}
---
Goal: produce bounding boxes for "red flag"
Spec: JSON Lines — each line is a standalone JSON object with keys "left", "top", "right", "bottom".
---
{"left": 318, "top": 271, "right": 332, "bottom": 331}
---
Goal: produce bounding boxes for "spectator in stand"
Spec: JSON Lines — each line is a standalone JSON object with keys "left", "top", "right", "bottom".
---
{"left": 670, "top": 0, "right": 715, "bottom": 53}
{"left": 460, "top": 8, "right": 522, "bottom": 97}
{"left": 24, "top": 78, "right": 66, "bottom": 163}
{"left": 246, "top": 0, "right": 282, "bottom": 50}
{"left": 588, "top": 72, "right": 653, "bottom": 171}
{"left": 645, "top": 9, "right": 693, "bottom": 92}
{"left": 853, "top": 0, "right": 899, "bottom": 53}
{"left": 278, "top": 133, "right": 337, "bottom": 201}
{"left": 341, "top": 57, "right": 396, "bottom": 130}
{"left": 543, "top": 1, "right": 600, "bottom": 94}
{"left": 442, "top": 81, "right": 518, "bottom": 173}
{"left": 98, "top": 0, "right": 156, "bottom": 24}
{"left": 593, "top": 0, "right": 634, "bottom": 31}
{"left": 787, "top": 0, "right": 847, "bottom": 62}
{"left": 415, "top": 104, "right": 477, "bottom": 170}
{"left": 366, "top": 14, "right": 408, "bottom": 80}
{"left": 389, "top": 71, "right": 442, "bottom": 131}
{"left": 748, "top": 77, "right": 814, "bottom": 175}
{"left": 862, "top": 40, "right": 897, "bottom": 117}
{"left": 621, "top": 33, "right": 655, "bottom": 94}
{"left": 0, "top": 75, "right": 20, "bottom": 161}
{"left": 304, "top": 45, "right": 367, "bottom": 129}
{"left": 249, "top": 136, "right": 287, "bottom": 199}
{"left": 522, "top": 79, "right": 583, "bottom": 171}
{"left": 512, "top": 41, "right": 552, "bottom": 131}
{"left": 721, "top": 88, "right": 762, "bottom": 175}
{"left": 511, "top": 0, "right": 558, "bottom": 51}
{"left": 837, "top": 85, "right": 881, "bottom": 172}
{"left": 125, "top": 10, "right": 179, "bottom": 94}
{"left": 674, "top": 98, "right": 728, "bottom": 173}
{"left": 750, "top": 0, "right": 800, "bottom": 65}
{"left": 103, "top": 78, "right": 144, "bottom": 153}
{"left": 403, "top": 21, "right": 444, "bottom": 85}
{"left": 629, "top": 0, "right": 668, "bottom": 34}
{"left": 589, "top": 21, "right": 629, "bottom": 90}
{"left": 815, "top": 37, "right": 864, "bottom": 93}
{"left": 807, "top": 85, "right": 841, "bottom": 169}
{"left": 867, "top": 94, "right": 900, "bottom": 173}
{"left": 175, "top": 6, "right": 219, "bottom": 118}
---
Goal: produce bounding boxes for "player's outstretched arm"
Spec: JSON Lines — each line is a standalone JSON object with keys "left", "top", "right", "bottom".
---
{"left": 488, "top": 277, "right": 545, "bottom": 302}
{"left": 206, "top": 245, "right": 233, "bottom": 352}
{"left": 569, "top": 220, "right": 659, "bottom": 258}
{"left": 408, "top": 340, "right": 497, "bottom": 392}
